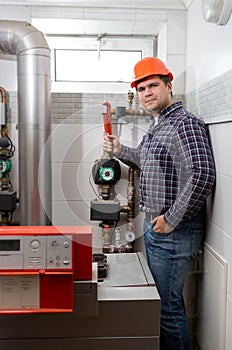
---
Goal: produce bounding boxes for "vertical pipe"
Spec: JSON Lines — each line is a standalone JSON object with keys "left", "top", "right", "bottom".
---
{"left": 0, "top": 20, "right": 51, "bottom": 225}
{"left": 18, "top": 48, "right": 51, "bottom": 225}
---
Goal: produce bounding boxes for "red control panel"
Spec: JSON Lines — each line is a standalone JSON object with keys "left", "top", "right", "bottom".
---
{"left": 0, "top": 226, "right": 92, "bottom": 314}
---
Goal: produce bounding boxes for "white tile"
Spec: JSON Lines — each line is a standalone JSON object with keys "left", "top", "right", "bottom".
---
{"left": 51, "top": 124, "right": 83, "bottom": 162}
{"left": 84, "top": 19, "right": 135, "bottom": 36}
{"left": 167, "top": 13, "right": 187, "bottom": 55}
{"left": 197, "top": 244, "right": 227, "bottom": 350}
{"left": 52, "top": 200, "right": 84, "bottom": 225}
{"left": 51, "top": 123, "right": 103, "bottom": 163}
{"left": 82, "top": 124, "right": 107, "bottom": 163}
{"left": 206, "top": 221, "right": 232, "bottom": 297}
{"left": 0, "top": 61, "right": 17, "bottom": 91}
{"left": 186, "top": 0, "right": 232, "bottom": 92}
{"left": 210, "top": 174, "right": 232, "bottom": 236}
{"left": 52, "top": 161, "right": 103, "bottom": 202}
{"left": 76, "top": 161, "right": 101, "bottom": 201}
{"left": 52, "top": 163, "right": 82, "bottom": 200}
{"left": 84, "top": 7, "right": 136, "bottom": 21}
{"left": 167, "top": 54, "right": 186, "bottom": 95}
{"left": 117, "top": 121, "right": 148, "bottom": 148}
{"left": 209, "top": 123, "right": 232, "bottom": 177}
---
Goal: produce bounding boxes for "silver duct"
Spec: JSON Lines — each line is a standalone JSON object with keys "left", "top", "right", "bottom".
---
{"left": 0, "top": 20, "right": 51, "bottom": 225}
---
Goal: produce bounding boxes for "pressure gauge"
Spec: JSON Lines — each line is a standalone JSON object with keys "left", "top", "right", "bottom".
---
{"left": 0, "top": 160, "right": 7, "bottom": 173}
{"left": 30, "top": 239, "right": 41, "bottom": 251}
{"left": 125, "top": 230, "right": 135, "bottom": 243}
{"left": 0, "top": 159, "right": 12, "bottom": 174}
{"left": 92, "top": 158, "right": 121, "bottom": 185}
{"left": 99, "top": 167, "right": 114, "bottom": 181}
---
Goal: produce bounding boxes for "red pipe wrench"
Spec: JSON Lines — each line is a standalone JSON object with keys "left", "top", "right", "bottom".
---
{"left": 102, "top": 101, "right": 112, "bottom": 135}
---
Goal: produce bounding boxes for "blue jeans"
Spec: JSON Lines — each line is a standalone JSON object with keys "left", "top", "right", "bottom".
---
{"left": 144, "top": 212, "right": 204, "bottom": 350}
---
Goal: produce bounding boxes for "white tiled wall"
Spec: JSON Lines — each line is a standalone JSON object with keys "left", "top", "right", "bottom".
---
{"left": 166, "top": 12, "right": 187, "bottom": 95}
{"left": 186, "top": 0, "right": 232, "bottom": 93}
{"left": 51, "top": 122, "right": 104, "bottom": 251}
{"left": 186, "top": 1, "right": 232, "bottom": 348}
{"left": 207, "top": 123, "right": 232, "bottom": 294}
{"left": 51, "top": 111, "right": 151, "bottom": 253}
{"left": 157, "top": 11, "right": 187, "bottom": 95}
{"left": 198, "top": 244, "right": 228, "bottom": 350}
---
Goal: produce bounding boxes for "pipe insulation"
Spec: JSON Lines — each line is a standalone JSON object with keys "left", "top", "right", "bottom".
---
{"left": 0, "top": 20, "right": 51, "bottom": 225}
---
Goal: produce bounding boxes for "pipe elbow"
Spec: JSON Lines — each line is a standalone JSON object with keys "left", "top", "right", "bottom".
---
{"left": 0, "top": 20, "right": 50, "bottom": 56}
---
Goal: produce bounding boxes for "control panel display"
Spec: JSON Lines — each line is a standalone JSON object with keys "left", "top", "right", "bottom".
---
{"left": 0, "top": 235, "right": 72, "bottom": 270}
{"left": 0, "top": 239, "right": 20, "bottom": 251}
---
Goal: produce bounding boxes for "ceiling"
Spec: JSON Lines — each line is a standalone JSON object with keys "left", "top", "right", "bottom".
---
{"left": 0, "top": 0, "right": 192, "bottom": 36}
{"left": 0, "top": 0, "right": 192, "bottom": 8}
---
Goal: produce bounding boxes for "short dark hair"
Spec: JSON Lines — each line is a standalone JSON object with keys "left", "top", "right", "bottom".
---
{"left": 136, "top": 74, "right": 172, "bottom": 88}
{"left": 135, "top": 74, "right": 173, "bottom": 97}
{"left": 158, "top": 75, "right": 172, "bottom": 85}
{"left": 158, "top": 75, "right": 173, "bottom": 97}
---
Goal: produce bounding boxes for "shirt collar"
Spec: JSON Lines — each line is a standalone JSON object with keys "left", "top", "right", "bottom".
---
{"left": 149, "top": 101, "right": 183, "bottom": 131}
{"left": 160, "top": 101, "right": 183, "bottom": 119}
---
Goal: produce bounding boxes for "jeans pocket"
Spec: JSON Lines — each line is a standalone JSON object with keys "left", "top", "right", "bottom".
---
{"left": 143, "top": 218, "right": 154, "bottom": 232}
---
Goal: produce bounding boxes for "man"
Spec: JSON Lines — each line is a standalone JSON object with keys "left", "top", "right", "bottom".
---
{"left": 103, "top": 57, "right": 216, "bottom": 349}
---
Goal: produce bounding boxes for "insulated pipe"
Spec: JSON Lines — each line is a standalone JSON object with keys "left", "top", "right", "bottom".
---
{"left": 0, "top": 20, "right": 51, "bottom": 225}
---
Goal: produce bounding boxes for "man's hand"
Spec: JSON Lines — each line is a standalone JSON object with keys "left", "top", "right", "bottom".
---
{"left": 151, "top": 215, "right": 173, "bottom": 234}
{"left": 103, "top": 134, "right": 122, "bottom": 156}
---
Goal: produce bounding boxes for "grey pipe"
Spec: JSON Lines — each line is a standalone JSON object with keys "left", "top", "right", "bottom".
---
{"left": 0, "top": 20, "right": 51, "bottom": 225}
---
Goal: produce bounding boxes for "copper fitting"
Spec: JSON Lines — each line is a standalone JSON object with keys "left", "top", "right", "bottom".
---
{"left": 128, "top": 90, "right": 134, "bottom": 109}
{"left": 128, "top": 167, "right": 134, "bottom": 183}
{"left": 0, "top": 87, "right": 6, "bottom": 104}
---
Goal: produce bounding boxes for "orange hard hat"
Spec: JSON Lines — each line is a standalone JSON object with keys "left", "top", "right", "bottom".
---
{"left": 131, "top": 57, "right": 173, "bottom": 88}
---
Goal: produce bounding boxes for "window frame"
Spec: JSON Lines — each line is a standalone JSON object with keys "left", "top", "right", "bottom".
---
{"left": 46, "top": 35, "right": 156, "bottom": 93}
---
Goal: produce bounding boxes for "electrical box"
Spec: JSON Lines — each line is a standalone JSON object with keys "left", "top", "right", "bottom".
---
{"left": 90, "top": 199, "right": 121, "bottom": 221}
{"left": 0, "top": 190, "right": 17, "bottom": 211}
{"left": 0, "top": 225, "right": 92, "bottom": 314}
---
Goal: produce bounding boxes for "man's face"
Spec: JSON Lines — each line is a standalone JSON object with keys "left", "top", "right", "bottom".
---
{"left": 136, "top": 75, "right": 172, "bottom": 115}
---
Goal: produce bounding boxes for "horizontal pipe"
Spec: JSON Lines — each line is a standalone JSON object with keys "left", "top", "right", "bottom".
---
{"left": 111, "top": 108, "right": 151, "bottom": 117}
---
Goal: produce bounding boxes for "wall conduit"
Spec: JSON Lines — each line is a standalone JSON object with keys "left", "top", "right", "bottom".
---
{"left": 0, "top": 20, "right": 51, "bottom": 225}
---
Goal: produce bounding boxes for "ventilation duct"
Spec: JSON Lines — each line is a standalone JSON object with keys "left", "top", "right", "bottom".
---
{"left": 0, "top": 20, "right": 51, "bottom": 225}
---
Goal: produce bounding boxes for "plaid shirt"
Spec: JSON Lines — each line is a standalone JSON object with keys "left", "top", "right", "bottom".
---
{"left": 119, "top": 101, "right": 216, "bottom": 228}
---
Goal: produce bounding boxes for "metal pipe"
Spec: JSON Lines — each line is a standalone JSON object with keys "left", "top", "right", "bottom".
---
{"left": 111, "top": 108, "right": 150, "bottom": 117}
{"left": 0, "top": 87, "right": 6, "bottom": 104}
{"left": 0, "top": 86, "right": 7, "bottom": 128}
{"left": 0, "top": 20, "right": 51, "bottom": 225}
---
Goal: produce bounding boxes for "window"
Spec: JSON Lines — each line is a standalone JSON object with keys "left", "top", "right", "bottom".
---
{"left": 43, "top": 35, "right": 155, "bottom": 93}
{"left": 31, "top": 17, "right": 156, "bottom": 92}
{"left": 55, "top": 49, "right": 142, "bottom": 83}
